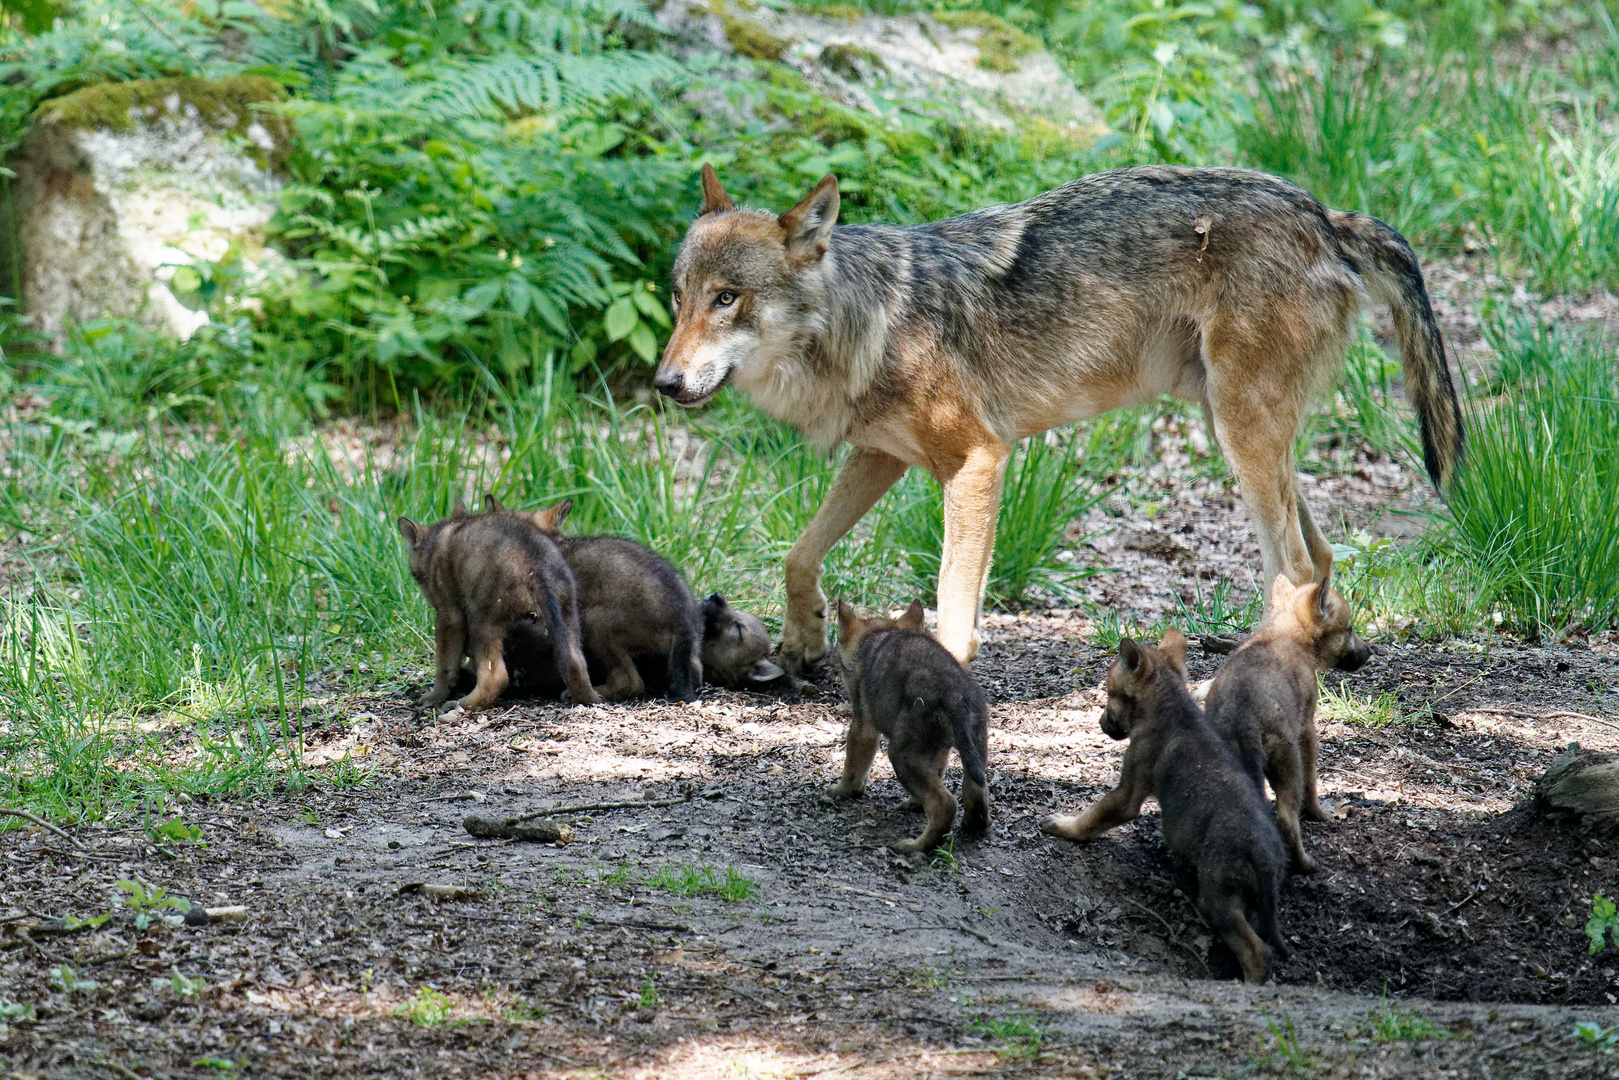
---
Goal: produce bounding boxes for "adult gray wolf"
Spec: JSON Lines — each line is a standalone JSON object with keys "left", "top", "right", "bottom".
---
{"left": 655, "top": 164, "right": 1464, "bottom": 672}
{"left": 830, "top": 600, "right": 990, "bottom": 853}
{"left": 1205, "top": 570, "right": 1371, "bottom": 874}
{"left": 1039, "top": 629, "right": 1289, "bottom": 983}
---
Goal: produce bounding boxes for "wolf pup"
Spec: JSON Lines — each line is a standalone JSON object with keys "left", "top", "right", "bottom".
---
{"left": 1205, "top": 570, "right": 1371, "bottom": 874}
{"left": 831, "top": 601, "right": 990, "bottom": 853}
{"left": 1040, "top": 629, "right": 1288, "bottom": 984}
{"left": 398, "top": 499, "right": 600, "bottom": 711}
{"left": 700, "top": 594, "right": 786, "bottom": 688}
{"left": 657, "top": 164, "right": 1463, "bottom": 676}
{"left": 526, "top": 498, "right": 704, "bottom": 702}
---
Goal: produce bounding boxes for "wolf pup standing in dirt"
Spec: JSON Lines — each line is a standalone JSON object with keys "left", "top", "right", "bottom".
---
{"left": 526, "top": 499, "right": 704, "bottom": 702}
{"left": 656, "top": 164, "right": 1464, "bottom": 674}
{"left": 398, "top": 498, "right": 600, "bottom": 711}
{"left": 700, "top": 593, "right": 786, "bottom": 688}
{"left": 1040, "top": 629, "right": 1288, "bottom": 983}
{"left": 1205, "top": 571, "right": 1371, "bottom": 874}
{"left": 831, "top": 601, "right": 990, "bottom": 853}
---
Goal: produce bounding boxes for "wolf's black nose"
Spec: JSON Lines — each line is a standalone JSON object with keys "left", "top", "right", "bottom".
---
{"left": 653, "top": 369, "right": 684, "bottom": 397}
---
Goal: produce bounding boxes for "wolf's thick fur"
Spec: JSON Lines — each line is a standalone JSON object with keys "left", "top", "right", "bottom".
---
{"left": 700, "top": 594, "right": 786, "bottom": 688}
{"left": 525, "top": 499, "right": 704, "bottom": 702}
{"left": 659, "top": 164, "right": 1464, "bottom": 671}
{"left": 1205, "top": 571, "right": 1371, "bottom": 874}
{"left": 398, "top": 499, "right": 600, "bottom": 710}
{"left": 831, "top": 601, "right": 990, "bottom": 853}
{"left": 1040, "top": 630, "right": 1289, "bottom": 984}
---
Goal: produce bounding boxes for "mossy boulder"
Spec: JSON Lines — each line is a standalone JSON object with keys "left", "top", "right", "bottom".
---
{"left": 653, "top": 0, "right": 1105, "bottom": 141}
{"left": 4, "top": 76, "right": 289, "bottom": 342}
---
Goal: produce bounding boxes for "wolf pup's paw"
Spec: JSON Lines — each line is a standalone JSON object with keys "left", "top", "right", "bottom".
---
{"left": 1292, "top": 851, "right": 1319, "bottom": 875}
{"left": 888, "top": 838, "right": 924, "bottom": 855}
{"left": 826, "top": 781, "right": 865, "bottom": 801}
{"left": 418, "top": 687, "right": 450, "bottom": 708}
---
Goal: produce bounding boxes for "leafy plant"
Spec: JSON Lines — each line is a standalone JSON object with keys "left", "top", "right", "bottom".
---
{"left": 397, "top": 985, "right": 455, "bottom": 1028}
{"left": 966, "top": 1011, "right": 1049, "bottom": 1060}
{"left": 148, "top": 816, "right": 205, "bottom": 846}
{"left": 637, "top": 974, "right": 662, "bottom": 1010}
{"left": 117, "top": 879, "right": 193, "bottom": 930}
{"left": 648, "top": 863, "right": 758, "bottom": 902}
{"left": 48, "top": 964, "right": 98, "bottom": 995}
{"left": 1318, "top": 683, "right": 1404, "bottom": 729}
{"left": 1367, "top": 991, "right": 1452, "bottom": 1042}
{"left": 1576, "top": 1020, "right": 1619, "bottom": 1050}
{"left": 1588, "top": 893, "right": 1619, "bottom": 955}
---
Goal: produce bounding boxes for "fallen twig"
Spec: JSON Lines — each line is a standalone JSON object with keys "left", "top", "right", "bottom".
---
{"left": 1465, "top": 707, "right": 1619, "bottom": 733}
{"left": 1124, "top": 898, "right": 1212, "bottom": 976}
{"left": 0, "top": 808, "right": 84, "bottom": 847}
{"left": 1485, "top": 1031, "right": 1541, "bottom": 1057}
{"left": 508, "top": 791, "right": 695, "bottom": 823}
{"left": 581, "top": 914, "right": 692, "bottom": 934}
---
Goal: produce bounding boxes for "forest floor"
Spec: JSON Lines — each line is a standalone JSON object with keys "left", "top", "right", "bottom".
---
{"left": 5, "top": 554, "right": 1619, "bottom": 1078}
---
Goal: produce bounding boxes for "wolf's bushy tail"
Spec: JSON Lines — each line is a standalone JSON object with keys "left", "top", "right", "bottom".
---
{"left": 1254, "top": 865, "right": 1288, "bottom": 962}
{"left": 1330, "top": 210, "right": 1465, "bottom": 488}
{"left": 952, "top": 695, "right": 989, "bottom": 790}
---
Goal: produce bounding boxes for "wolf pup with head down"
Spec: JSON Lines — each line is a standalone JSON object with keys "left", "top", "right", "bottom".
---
{"left": 700, "top": 594, "right": 786, "bottom": 688}
{"left": 526, "top": 498, "right": 704, "bottom": 702}
{"left": 1040, "top": 630, "right": 1288, "bottom": 984}
{"left": 831, "top": 601, "right": 990, "bottom": 853}
{"left": 657, "top": 165, "right": 1463, "bottom": 676}
{"left": 1205, "top": 570, "right": 1371, "bottom": 874}
{"left": 398, "top": 499, "right": 600, "bottom": 711}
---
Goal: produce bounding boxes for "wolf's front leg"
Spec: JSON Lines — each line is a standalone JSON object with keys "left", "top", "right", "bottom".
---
{"left": 780, "top": 447, "right": 908, "bottom": 676}
{"left": 936, "top": 442, "right": 1010, "bottom": 666}
{"left": 422, "top": 611, "right": 467, "bottom": 707}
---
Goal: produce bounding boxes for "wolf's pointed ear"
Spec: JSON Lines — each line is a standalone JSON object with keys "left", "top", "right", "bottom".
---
{"left": 1270, "top": 573, "right": 1296, "bottom": 609}
{"left": 1314, "top": 567, "right": 1334, "bottom": 621}
{"left": 530, "top": 498, "right": 572, "bottom": 534}
{"left": 483, "top": 492, "right": 503, "bottom": 513}
{"left": 778, "top": 174, "right": 839, "bottom": 263}
{"left": 398, "top": 517, "right": 422, "bottom": 547}
{"left": 1117, "top": 637, "right": 1145, "bottom": 674}
{"left": 747, "top": 659, "right": 785, "bottom": 683}
{"left": 1158, "top": 627, "right": 1189, "bottom": 674}
{"left": 704, "top": 592, "right": 728, "bottom": 609}
{"left": 836, "top": 600, "right": 861, "bottom": 642}
{"left": 700, "top": 163, "right": 734, "bottom": 216}
{"left": 898, "top": 600, "right": 925, "bottom": 630}
{"left": 452, "top": 498, "right": 469, "bottom": 518}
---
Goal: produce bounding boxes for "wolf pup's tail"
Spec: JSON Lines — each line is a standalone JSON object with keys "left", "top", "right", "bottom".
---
{"left": 1329, "top": 210, "right": 1465, "bottom": 489}
{"left": 1254, "top": 864, "right": 1289, "bottom": 962}
{"left": 951, "top": 694, "right": 989, "bottom": 790}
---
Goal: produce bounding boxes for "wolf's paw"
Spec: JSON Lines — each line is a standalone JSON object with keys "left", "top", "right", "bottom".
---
{"left": 1292, "top": 851, "right": 1319, "bottom": 875}
{"left": 962, "top": 810, "right": 991, "bottom": 835}
{"left": 1302, "top": 801, "right": 1331, "bottom": 823}
{"left": 778, "top": 643, "right": 827, "bottom": 680}
{"left": 418, "top": 687, "right": 450, "bottom": 707}
{"left": 888, "top": 838, "right": 924, "bottom": 855}
{"left": 826, "top": 782, "right": 864, "bottom": 801}
{"left": 1039, "top": 813, "right": 1080, "bottom": 839}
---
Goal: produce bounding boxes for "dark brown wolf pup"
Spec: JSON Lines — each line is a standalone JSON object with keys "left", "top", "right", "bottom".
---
{"left": 398, "top": 499, "right": 599, "bottom": 711}
{"left": 527, "top": 498, "right": 704, "bottom": 702}
{"left": 1040, "top": 629, "right": 1288, "bottom": 983}
{"left": 831, "top": 601, "right": 990, "bottom": 853}
{"left": 1205, "top": 571, "right": 1371, "bottom": 874}
{"left": 700, "top": 593, "right": 786, "bottom": 688}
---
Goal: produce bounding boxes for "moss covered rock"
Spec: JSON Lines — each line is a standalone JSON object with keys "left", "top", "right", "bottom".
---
{"left": 5, "top": 76, "right": 289, "bottom": 342}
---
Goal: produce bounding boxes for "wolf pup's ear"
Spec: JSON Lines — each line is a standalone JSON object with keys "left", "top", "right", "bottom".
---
{"left": 1314, "top": 566, "right": 1334, "bottom": 621}
{"left": 836, "top": 600, "right": 863, "bottom": 643}
{"left": 452, "top": 498, "right": 469, "bottom": 518}
{"left": 483, "top": 492, "right": 503, "bottom": 513}
{"left": 779, "top": 174, "right": 839, "bottom": 263}
{"left": 700, "top": 163, "right": 734, "bottom": 216}
{"left": 531, "top": 498, "right": 572, "bottom": 534}
{"left": 1158, "top": 627, "right": 1189, "bottom": 674}
{"left": 398, "top": 517, "right": 422, "bottom": 547}
{"left": 1270, "top": 573, "right": 1296, "bottom": 610}
{"left": 704, "top": 592, "right": 728, "bottom": 610}
{"left": 897, "top": 600, "right": 925, "bottom": 630}
{"left": 747, "top": 659, "right": 785, "bottom": 683}
{"left": 1117, "top": 636, "right": 1146, "bottom": 674}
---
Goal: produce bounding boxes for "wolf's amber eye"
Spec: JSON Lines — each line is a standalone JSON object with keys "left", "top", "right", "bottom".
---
{"left": 715, "top": 290, "right": 737, "bottom": 307}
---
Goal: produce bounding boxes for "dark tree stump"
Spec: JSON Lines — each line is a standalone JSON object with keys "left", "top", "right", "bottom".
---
{"left": 1534, "top": 744, "right": 1619, "bottom": 831}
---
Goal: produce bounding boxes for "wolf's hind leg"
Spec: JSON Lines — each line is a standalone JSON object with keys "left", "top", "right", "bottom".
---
{"left": 1300, "top": 719, "right": 1329, "bottom": 822}
{"left": 1270, "top": 744, "right": 1316, "bottom": 874}
{"left": 782, "top": 448, "right": 908, "bottom": 676}
{"left": 423, "top": 611, "right": 467, "bottom": 707}
{"left": 831, "top": 715, "right": 880, "bottom": 799}
{"left": 959, "top": 775, "right": 990, "bottom": 835}
{"left": 1201, "top": 890, "right": 1271, "bottom": 984}
{"left": 459, "top": 627, "right": 510, "bottom": 710}
{"left": 891, "top": 747, "right": 955, "bottom": 853}
{"left": 595, "top": 644, "right": 645, "bottom": 702}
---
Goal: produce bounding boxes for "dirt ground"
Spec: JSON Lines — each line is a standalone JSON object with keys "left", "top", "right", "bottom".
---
{"left": 4, "top": 610, "right": 1619, "bottom": 1079}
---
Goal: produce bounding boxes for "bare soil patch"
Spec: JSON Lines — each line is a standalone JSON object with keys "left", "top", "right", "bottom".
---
{"left": 4, "top": 621, "right": 1618, "bottom": 1078}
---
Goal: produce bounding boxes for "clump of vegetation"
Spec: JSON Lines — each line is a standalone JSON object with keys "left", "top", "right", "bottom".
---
{"left": 931, "top": 11, "right": 1041, "bottom": 72}
{"left": 648, "top": 862, "right": 759, "bottom": 901}
{"left": 1367, "top": 992, "right": 1454, "bottom": 1042}
{"left": 966, "top": 1011, "right": 1049, "bottom": 1060}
